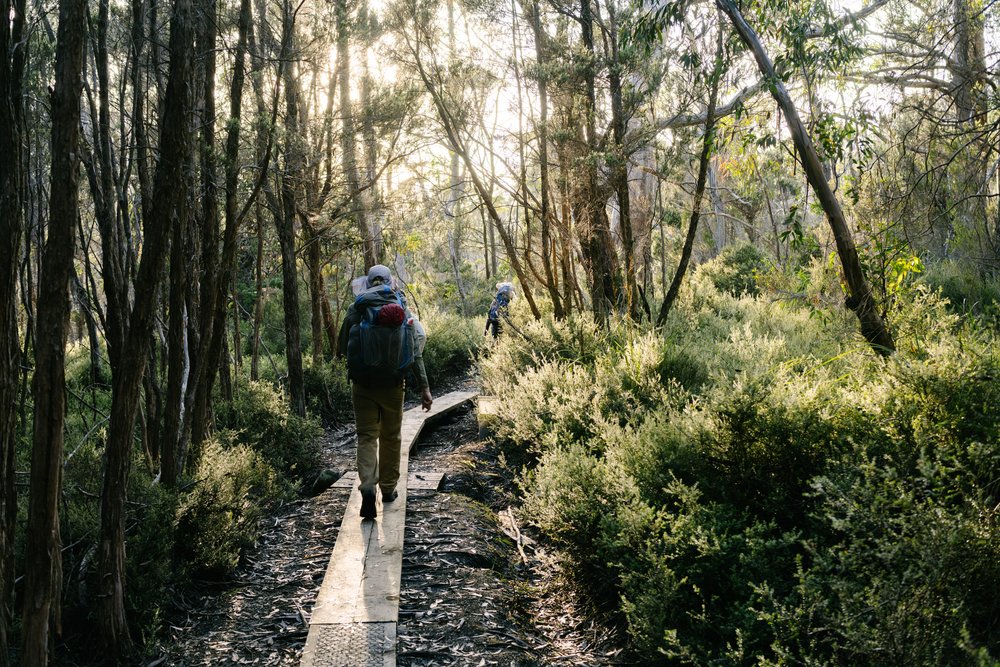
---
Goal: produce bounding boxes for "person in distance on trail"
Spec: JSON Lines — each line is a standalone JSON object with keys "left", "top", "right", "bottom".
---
{"left": 484, "top": 282, "right": 515, "bottom": 339}
{"left": 337, "top": 264, "right": 433, "bottom": 521}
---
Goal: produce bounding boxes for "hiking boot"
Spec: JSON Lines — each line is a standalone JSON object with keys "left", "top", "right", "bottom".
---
{"left": 360, "top": 489, "right": 377, "bottom": 520}
{"left": 381, "top": 488, "right": 398, "bottom": 503}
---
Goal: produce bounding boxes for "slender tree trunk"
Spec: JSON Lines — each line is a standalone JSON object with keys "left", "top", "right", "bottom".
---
{"left": 718, "top": 0, "right": 895, "bottom": 354}
{"left": 96, "top": 0, "right": 195, "bottom": 653}
{"left": 188, "top": 0, "right": 221, "bottom": 451}
{"left": 657, "top": 26, "right": 723, "bottom": 327}
{"left": 278, "top": 0, "right": 305, "bottom": 416}
{"left": 183, "top": 0, "right": 252, "bottom": 447}
{"left": 527, "top": 0, "right": 564, "bottom": 318}
{"left": 91, "top": 0, "right": 129, "bottom": 372}
{"left": 0, "top": 0, "right": 26, "bottom": 653}
{"left": 252, "top": 205, "right": 264, "bottom": 380}
{"left": 604, "top": 0, "right": 638, "bottom": 319}
{"left": 579, "top": 0, "right": 621, "bottom": 319}
{"left": 304, "top": 220, "right": 325, "bottom": 364}
{"left": 162, "top": 223, "right": 187, "bottom": 488}
{"left": 337, "top": 0, "right": 377, "bottom": 269}
{"left": 360, "top": 49, "right": 383, "bottom": 262}
{"left": 21, "top": 0, "right": 86, "bottom": 658}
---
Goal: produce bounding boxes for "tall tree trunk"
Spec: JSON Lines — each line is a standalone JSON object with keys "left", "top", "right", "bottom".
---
{"left": 604, "top": 0, "right": 638, "bottom": 319}
{"left": 96, "top": 0, "right": 195, "bottom": 654}
{"left": 20, "top": 0, "right": 86, "bottom": 658}
{"left": 337, "top": 0, "right": 377, "bottom": 269}
{"left": 445, "top": 0, "right": 469, "bottom": 312}
{"left": 91, "top": 0, "right": 129, "bottom": 372}
{"left": 951, "top": 0, "right": 986, "bottom": 124}
{"left": 657, "top": 26, "right": 723, "bottom": 327}
{"left": 278, "top": 0, "right": 305, "bottom": 416}
{"left": 162, "top": 223, "right": 187, "bottom": 488}
{"left": 184, "top": 0, "right": 252, "bottom": 449}
{"left": 525, "top": 0, "right": 563, "bottom": 317}
{"left": 188, "top": 0, "right": 221, "bottom": 452}
{"left": 718, "top": 0, "right": 895, "bottom": 355}
{"left": 304, "top": 219, "right": 325, "bottom": 364}
{"left": 251, "top": 204, "right": 264, "bottom": 380}
{"left": 360, "top": 47, "right": 383, "bottom": 262}
{"left": 409, "top": 42, "right": 541, "bottom": 318}
{"left": 579, "top": 0, "right": 621, "bottom": 319}
{"left": 0, "top": 0, "right": 26, "bottom": 654}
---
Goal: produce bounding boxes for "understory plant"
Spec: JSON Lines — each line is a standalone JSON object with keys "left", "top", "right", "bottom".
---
{"left": 482, "top": 267, "right": 1000, "bottom": 664}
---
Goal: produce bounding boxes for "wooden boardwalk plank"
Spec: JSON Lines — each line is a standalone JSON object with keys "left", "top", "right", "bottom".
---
{"left": 331, "top": 471, "right": 446, "bottom": 491}
{"left": 301, "top": 390, "right": 476, "bottom": 667}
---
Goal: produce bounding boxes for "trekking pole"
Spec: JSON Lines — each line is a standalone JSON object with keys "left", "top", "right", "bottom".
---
{"left": 499, "top": 312, "right": 530, "bottom": 341}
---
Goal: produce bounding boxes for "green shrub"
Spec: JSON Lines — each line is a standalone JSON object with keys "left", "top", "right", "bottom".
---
{"left": 418, "top": 308, "right": 482, "bottom": 384}
{"left": 521, "top": 443, "right": 622, "bottom": 599}
{"left": 175, "top": 437, "right": 287, "bottom": 574}
{"left": 921, "top": 260, "right": 1000, "bottom": 325}
{"left": 215, "top": 380, "right": 323, "bottom": 481}
{"left": 303, "top": 359, "right": 353, "bottom": 426}
{"left": 762, "top": 454, "right": 1000, "bottom": 665}
{"left": 124, "top": 479, "right": 180, "bottom": 639}
{"left": 483, "top": 330, "right": 687, "bottom": 457}
{"left": 698, "top": 242, "right": 772, "bottom": 297}
{"left": 485, "top": 280, "right": 1000, "bottom": 664}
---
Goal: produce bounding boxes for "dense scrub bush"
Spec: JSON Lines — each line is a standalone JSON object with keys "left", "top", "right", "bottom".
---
{"left": 481, "top": 327, "right": 688, "bottom": 456}
{"left": 175, "top": 437, "right": 289, "bottom": 574}
{"left": 303, "top": 359, "right": 353, "bottom": 425}
{"left": 920, "top": 260, "right": 1000, "bottom": 325}
{"left": 214, "top": 379, "right": 323, "bottom": 481}
{"left": 123, "top": 479, "right": 180, "bottom": 639}
{"left": 487, "top": 277, "right": 1000, "bottom": 664}
{"left": 698, "top": 242, "right": 772, "bottom": 297}
{"left": 417, "top": 308, "right": 482, "bottom": 383}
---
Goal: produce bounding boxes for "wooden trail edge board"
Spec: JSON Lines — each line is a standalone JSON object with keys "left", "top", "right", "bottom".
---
{"left": 300, "top": 390, "right": 476, "bottom": 667}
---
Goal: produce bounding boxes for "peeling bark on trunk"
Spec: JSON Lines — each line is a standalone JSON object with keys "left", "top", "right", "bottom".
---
{"left": 579, "top": 0, "right": 621, "bottom": 320}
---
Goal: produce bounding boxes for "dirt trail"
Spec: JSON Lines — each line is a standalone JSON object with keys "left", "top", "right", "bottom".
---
{"left": 157, "top": 393, "right": 633, "bottom": 666}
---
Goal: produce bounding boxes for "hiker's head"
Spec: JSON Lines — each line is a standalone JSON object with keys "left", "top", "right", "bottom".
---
{"left": 497, "top": 282, "right": 514, "bottom": 298}
{"left": 366, "top": 264, "right": 392, "bottom": 288}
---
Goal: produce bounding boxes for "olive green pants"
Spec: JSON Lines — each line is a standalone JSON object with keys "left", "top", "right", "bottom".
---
{"left": 352, "top": 381, "right": 405, "bottom": 495}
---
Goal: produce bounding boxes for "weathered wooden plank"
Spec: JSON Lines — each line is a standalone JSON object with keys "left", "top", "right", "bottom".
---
{"left": 331, "top": 471, "right": 445, "bottom": 491}
{"left": 408, "top": 472, "right": 445, "bottom": 490}
{"left": 300, "top": 622, "right": 396, "bottom": 667}
{"left": 302, "top": 390, "right": 477, "bottom": 666}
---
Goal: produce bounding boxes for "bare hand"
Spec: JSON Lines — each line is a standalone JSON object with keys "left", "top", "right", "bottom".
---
{"left": 421, "top": 388, "right": 433, "bottom": 411}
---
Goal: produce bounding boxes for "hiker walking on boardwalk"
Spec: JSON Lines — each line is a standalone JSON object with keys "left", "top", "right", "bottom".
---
{"left": 484, "top": 282, "right": 515, "bottom": 339}
{"left": 337, "top": 264, "right": 433, "bottom": 520}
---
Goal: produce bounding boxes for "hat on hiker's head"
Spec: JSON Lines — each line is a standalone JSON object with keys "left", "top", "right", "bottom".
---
{"left": 366, "top": 264, "right": 392, "bottom": 288}
{"left": 496, "top": 282, "right": 514, "bottom": 296}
